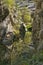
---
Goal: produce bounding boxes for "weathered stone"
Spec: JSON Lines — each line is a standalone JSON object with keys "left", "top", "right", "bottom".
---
{"left": 32, "top": 0, "right": 43, "bottom": 50}
{"left": 37, "top": 29, "right": 43, "bottom": 51}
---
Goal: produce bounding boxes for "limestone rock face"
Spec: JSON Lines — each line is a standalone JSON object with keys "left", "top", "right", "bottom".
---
{"left": 38, "top": 29, "right": 43, "bottom": 51}
{"left": 32, "top": 0, "right": 43, "bottom": 50}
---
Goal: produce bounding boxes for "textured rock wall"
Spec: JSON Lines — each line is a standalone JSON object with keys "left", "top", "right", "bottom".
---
{"left": 32, "top": 0, "right": 43, "bottom": 50}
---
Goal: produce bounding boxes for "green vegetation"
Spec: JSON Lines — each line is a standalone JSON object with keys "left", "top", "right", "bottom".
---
{"left": 0, "top": 0, "right": 43, "bottom": 65}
